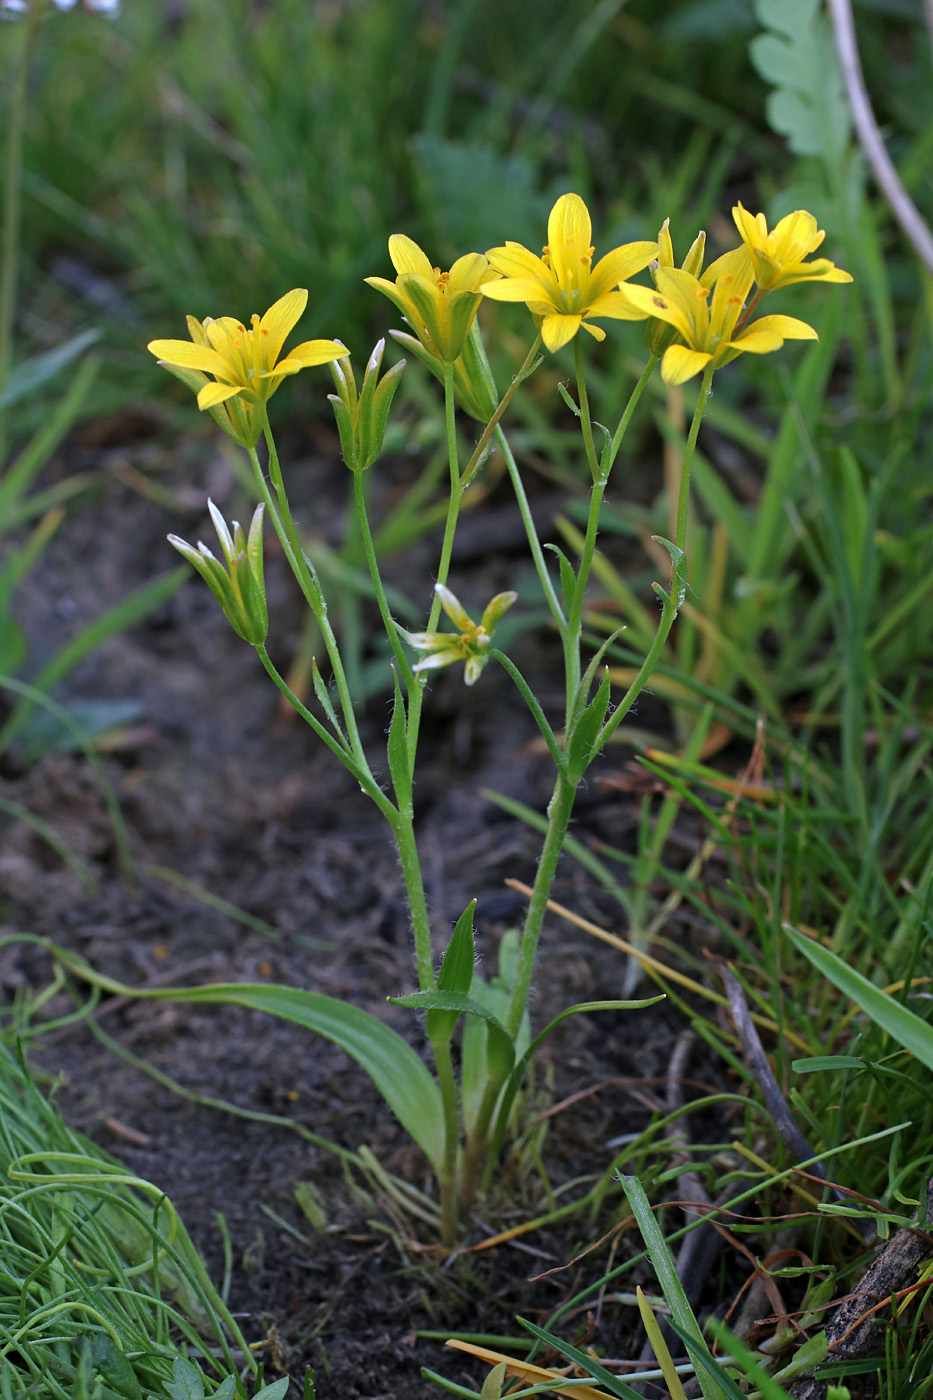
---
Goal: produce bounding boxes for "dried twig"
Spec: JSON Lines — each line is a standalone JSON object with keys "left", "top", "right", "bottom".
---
{"left": 828, "top": 0, "right": 933, "bottom": 274}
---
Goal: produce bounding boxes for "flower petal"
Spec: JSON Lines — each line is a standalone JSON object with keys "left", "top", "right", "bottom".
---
{"left": 546, "top": 194, "right": 592, "bottom": 290}
{"left": 540, "top": 312, "right": 582, "bottom": 351}
{"left": 435, "top": 584, "right": 475, "bottom": 632}
{"left": 585, "top": 289, "right": 652, "bottom": 322}
{"left": 480, "top": 276, "right": 556, "bottom": 305}
{"left": 661, "top": 344, "right": 712, "bottom": 385}
{"left": 197, "top": 381, "right": 243, "bottom": 409}
{"left": 259, "top": 289, "right": 308, "bottom": 365}
{"left": 741, "top": 314, "right": 818, "bottom": 342}
{"left": 388, "top": 234, "right": 435, "bottom": 280}
{"left": 148, "top": 339, "right": 233, "bottom": 379}
{"left": 588, "top": 241, "right": 659, "bottom": 298}
{"left": 260, "top": 339, "right": 350, "bottom": 377}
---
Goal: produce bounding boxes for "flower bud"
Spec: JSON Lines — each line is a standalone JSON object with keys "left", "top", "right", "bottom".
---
{"left": 644, "top": 220, "right": 707, "bottom": 357}
{"left": 328, "top": 340, "right": 405, "bottom": 472}
{"left": 168, "top": 501, "right": 268, "bottom": 646}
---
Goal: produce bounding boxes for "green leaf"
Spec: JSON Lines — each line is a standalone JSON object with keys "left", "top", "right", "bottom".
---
{"left": 749, "top": 0, "right": 849, "bottom": 160}
{"left": 786, "top": 925, "right": 933, "bottom": 1072}
{"left": 392, "top": 985, "right": 515, "bottom": 1082}
{"left": 488, "top": 1000, "right": 661, "bottom": 1175}
{"left": 29, "top": 944, "right": 446, "bottom": 1173}
{"left": 620, "top": 1175, "right": 733, "bottom": 1400}
{"left": 386, "top": 670, "right": 412, "bottom": 809}
{"left": 0, "top": 328, "right": 100, "bottom": 408}
{"left": 544, "top": 542, "right": 577, "bottom": 615}
{"left": 85, "top": 1332, "right": 143, "bottom": 1400}
{"left": 428, "top": 899, "right": 477, "bottom": 1042}
{"left": 566, "top": 667, "right": 611, "bottom": 783}
{"left": 651, "top": 535, "right": 687, "bottom": 609}
{"left": 164, "top": 1358, "right": 205, "bottom": 1400}
{"left": 517, "top": 1319, "right": 646, "bottom": 1400}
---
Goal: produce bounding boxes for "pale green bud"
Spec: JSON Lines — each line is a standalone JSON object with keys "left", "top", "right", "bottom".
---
{"left": 328, "top": 340, "right": 405, "bottom": 472}
{"left": 168, "top": 500, "right": 268, "bottom": 646}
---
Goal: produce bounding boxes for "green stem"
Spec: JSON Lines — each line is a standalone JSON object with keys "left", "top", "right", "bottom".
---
{"left": 598, "top": 362, "right": 713, "bottom": 752}
{"left": 391, "top": 806, "right": 435, "bottom": 992}
{"left": 489, "top": 648, "right": 565, "bottom": 775}
{"left": 0, "top": 1, "right": 42, "bottom": 462}
{"left": 252, "top": 432, "right": 368, "bottom": 773}
{"left": 430, "top": 1034, "right": 461, "bottom": 1245}
{"left": 352, "top": 468, "right": 415, "bottom": 688}
{"left": 460, "top": 1071, "right": 507, "bottom": 1207}
{"left": 496, "top": 424, "right": 566, "bottom": 631}
{"left": 405, "top": 362, "right": 462, "bottom": 767}
{"left": 573, "top": 337, "right": 601, "bottom": 482}
{"left": 459, "top": 333, "right": 541, "bottom": 489}
{"left": 504, "top": 772, "right": 577, "bottom": 1039}
{"left": 255, "top": 645, "right": 397, "bottom": 825}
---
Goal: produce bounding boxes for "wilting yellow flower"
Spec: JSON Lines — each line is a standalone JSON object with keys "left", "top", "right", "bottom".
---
{"left": 148, "top": 290, "right": 348, "bottom": 447}
{"left": 482, "top": 193, "right": 658, "bottom": 352}
{"left": 402, "top": 584, "right": 517, "bottom": 686}
{"left": 623, "top": 248, "right": 818, "bottom": 386}
{"left": 365, "top": 237, "right": 495, "bottom": 364}
{"left": 730, "top": 203, "right": 853, "bottom": 291}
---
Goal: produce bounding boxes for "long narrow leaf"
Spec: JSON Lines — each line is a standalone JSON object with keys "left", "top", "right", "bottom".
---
{"left": 785, "top": 925, "right": 933, "bottom": 1072}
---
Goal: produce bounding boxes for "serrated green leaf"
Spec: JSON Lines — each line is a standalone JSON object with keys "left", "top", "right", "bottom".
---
{"left": 165, "top": 1357, "right": 205, "bottom": 1400}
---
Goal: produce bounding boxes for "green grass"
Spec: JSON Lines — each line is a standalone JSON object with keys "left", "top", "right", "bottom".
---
{"left": 0, "top": 1042, "right": 257, "bottom": 1399}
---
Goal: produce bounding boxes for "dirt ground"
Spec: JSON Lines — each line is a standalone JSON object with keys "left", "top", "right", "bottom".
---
{"left": 0, "top": 415, "right": 736, "bottom": 1398}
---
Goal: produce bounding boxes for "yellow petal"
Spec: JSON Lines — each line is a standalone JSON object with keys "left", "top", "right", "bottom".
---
{"left": 540, "top": 311, "right": 581, "bottom": 351}
{"left": 585, "top": 288, "right": 652, "bottom": 322}
{"left": 480, "top": 276, "right": 555, "bottom": 305}
{"left": 661, "top": 344, "right": 712, "bottom": 385}
{"left": 486, "top": 243, "right": 553, "bottom": 285}
{"left": 546, "top": 193, "right": 592, "bottom": 290}
{"left": 727, "top": 326, "right": 785, "bottom": 355}
{"left": 588, "top": 240, "right": 659, "bottom": 298}
{"left": 388, "top": 234, "right": 435, "bottom": 280}
{"left": 266, "top": 338, "right": 351, "bottom": 375}
{"left": 148, "top": 339, "right": 233, "bottom": 379}
{"left": 624, "top": 275, "right": 696, "bottom": 344}
{"left": 197, "top": 381, "right": 243, "bottom": 409}
{"left": 743, "top": 313, "right": 818, "bottom": 342}
{"left": 259, "top": 289, "right": 308, "bottom": 366}
{"left": 447, "top": 251, "right": 492, "bottom": 292}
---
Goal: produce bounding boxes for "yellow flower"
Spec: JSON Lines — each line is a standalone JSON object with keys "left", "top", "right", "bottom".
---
{"left": 644, "top": 217, "right": 707, "bottom": 355}
{"left": 402, "top": 584, "right": 517, "bottom": 686}
{"left": 730, "top": 203, "right": 853, "bottom": 291}
{"left": 148, "top": 289, "right": 348, "bottom": 447}
{"left": 365, "top": 237, "right": 495, "bottom": 364}
{"left": 482, "top": 193, "right": 658, "bottom": 352}
{"left": 622, "top": 248, "right": 818, "bottom": 386}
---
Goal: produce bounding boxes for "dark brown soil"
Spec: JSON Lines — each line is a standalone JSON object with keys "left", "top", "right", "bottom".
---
{"left": 0, "top": 419, "right": 733, "bottom": 1398}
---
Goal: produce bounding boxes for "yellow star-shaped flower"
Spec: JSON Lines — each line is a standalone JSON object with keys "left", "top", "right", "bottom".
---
{"left": 365, "top": 237, "right": 495, "bottom": 364}
{"left": 729, "top": 203, "right": 853, "bottom": 291}
{"left": 148, "top": 289, "right": 348, "bottom": 446}
{"left": 623, "top": 248, "right": 818, "bottom": 385}
{"left": 482, "top": 193, "right": 658, "bottom": 352}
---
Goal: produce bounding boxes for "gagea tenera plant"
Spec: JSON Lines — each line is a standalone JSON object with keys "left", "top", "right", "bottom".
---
{"left": 144, "top": 196, "right": 851, "bottom": 1244}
